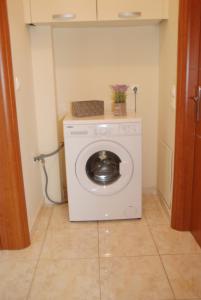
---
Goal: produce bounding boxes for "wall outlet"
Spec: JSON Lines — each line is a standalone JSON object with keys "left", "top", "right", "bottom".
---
{"left": 131, "top": 85, "right": 140, "bottom": 94}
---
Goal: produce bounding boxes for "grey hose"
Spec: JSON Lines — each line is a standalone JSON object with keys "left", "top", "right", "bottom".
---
{"left": 34, "top": 143, "right": 64, "bottom": 162}
{"left": 34, "top": 143, "right": 67, "bottom": 205}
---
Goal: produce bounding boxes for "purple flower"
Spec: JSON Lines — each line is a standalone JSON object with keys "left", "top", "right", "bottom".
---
{"left": 111, "top": 84, "right": 129, "bottom": 93}
{"left": 110, "top": 84, "right": 129, "bottom": 103}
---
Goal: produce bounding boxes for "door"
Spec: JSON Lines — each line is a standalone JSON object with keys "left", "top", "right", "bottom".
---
{"left": 0, "top": 0, "right": 30, "bottom": 249}
{"left": 97, "top": 0, "right": 168, "bottom": 21}
{"left": 191, "top": 15, "right": 201, "bottom": 246}
{"left": 30, "top": 0, "right": 97, "bottom": 23}
{"left": 76, "top": 141, "right": 133, "bottom": 196}
{"left": 171, "top": 0, "right": 201, "bottom": 233}
{"left": 172, "top": 0, "right": 201, "bottom": 245}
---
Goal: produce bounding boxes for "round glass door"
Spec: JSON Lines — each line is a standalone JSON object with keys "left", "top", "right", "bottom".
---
{"left": 86, "top": 150, "right": 121, "bottom": 185}
{"left": 75, "top": 140, "right": 133, "bottom": 196}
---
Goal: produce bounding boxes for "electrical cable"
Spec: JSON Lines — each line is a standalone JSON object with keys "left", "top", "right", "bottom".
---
{"left": 133, "top": 86, "right": 138, "bottom": 113}
{"left": 134, "top": 92, "right": 137, "bottom": 113}
{"left": 34, "top": 143, "right": 67, "bottom": 205}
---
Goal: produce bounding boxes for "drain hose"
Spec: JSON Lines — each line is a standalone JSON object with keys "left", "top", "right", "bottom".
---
{"left": 34, "top": 143, "right": 67, "bottom": 205}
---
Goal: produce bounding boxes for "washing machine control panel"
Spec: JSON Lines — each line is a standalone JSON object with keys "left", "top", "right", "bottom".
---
{"left": 119, "top": 124, "right": 140, "bottom": 135}
{"left": 95, "top": 124, "right": 125, "bottom": 136}
{"left": 65, "top": 122, "right": 141, "bottom": 137}
{"left": 95, "top": 123, "right": 141, "bottom": 136}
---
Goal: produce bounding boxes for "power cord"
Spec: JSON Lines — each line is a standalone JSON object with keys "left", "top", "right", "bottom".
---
{"left": 34, "top": 143, "right": 67, "bottom": 205}
{"left": 133, "top": 86, "right": 138, "bottom": 113}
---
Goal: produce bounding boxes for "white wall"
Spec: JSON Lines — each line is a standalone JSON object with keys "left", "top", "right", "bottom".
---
{"left": 30, "top": 26, "right": 62, "bottom": 203}
{"left": 53, "top": 26, "right": 159, "bottom": 191}
{"left": 7, "top": 0, "right": 43, "bottom": 229}
{"left": 158, "top": 0, "right": 179, "bottom": 208}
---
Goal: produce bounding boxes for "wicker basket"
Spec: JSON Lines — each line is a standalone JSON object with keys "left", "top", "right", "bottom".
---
{"left": 71, "top": 100, "right": 104, "bottom": 117}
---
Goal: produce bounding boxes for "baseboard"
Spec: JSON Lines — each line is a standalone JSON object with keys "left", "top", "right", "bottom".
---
{"left": 157, "top": 190, "right": 171, "bottom": 218}
{"left": 29, "top": 200, "right": 44, "bottom": 232}
{"left": 142, "top": 187, "right": 158, "bottom": 196}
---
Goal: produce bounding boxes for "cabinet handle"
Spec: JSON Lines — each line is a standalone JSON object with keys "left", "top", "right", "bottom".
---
{"left": 118, "top": 11, "right": 141, "bottom": 18}
{"left": 52, "top": 13, "right": 76, "bottom": 20}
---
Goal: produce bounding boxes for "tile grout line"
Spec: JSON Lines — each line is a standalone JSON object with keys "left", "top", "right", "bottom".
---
{"left": 26, "top": 200, "right": 181, "bottom": 300}
{"left": 158, "top": 254, "right": 176, "bottom": 300}
{"left": 97, "top": 221, "right": 102, "bottom": 300}
{"left": 25, "top": 206, "right": 54, "bottom": 300}
{"left": 159, "top": 252, "right": 201, "bottom": 300}
{"left": 145, "top": 210, "right": 176, "bottom": 300}
{"left": 20, "top": 253, "right": 189, "bottom": 262}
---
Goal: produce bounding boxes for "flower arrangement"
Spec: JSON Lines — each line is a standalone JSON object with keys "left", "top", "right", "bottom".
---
{"left": 111, "top": 84, "right": 129, "bottom": 116}
{"left": 111, "top": 84, "right": 129, "bottom": 103}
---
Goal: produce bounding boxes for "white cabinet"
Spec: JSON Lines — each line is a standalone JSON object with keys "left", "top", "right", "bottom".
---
{"left": 30, "top": 0, "right": 97, "bottom": 23}
{"left": 26, "top": 0, "right": 169, "bottom": 24}
{"left": 97, "top": 0, "right": 168, "bottom": 21}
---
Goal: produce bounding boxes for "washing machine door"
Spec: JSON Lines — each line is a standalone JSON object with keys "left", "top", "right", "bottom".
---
{"left": 76, "top": 140, "right": 133, "bottom": 196}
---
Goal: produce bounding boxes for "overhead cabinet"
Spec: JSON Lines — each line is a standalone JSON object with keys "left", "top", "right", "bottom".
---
{"left": 97, "top": 0, "right": 169, "bottom": 21}
{"left": 30, "top": 0, "right": 97, "bottom": 23}
{"left": 26, "top": 0, "right": 168, "bottom": 24}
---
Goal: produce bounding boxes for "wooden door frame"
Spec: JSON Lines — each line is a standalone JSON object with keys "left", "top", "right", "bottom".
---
{"left": 171, "top": 0, "right": 200, "bottom": 231}
{"left": 0, "top": 0, "right": 30, "bottom": 249}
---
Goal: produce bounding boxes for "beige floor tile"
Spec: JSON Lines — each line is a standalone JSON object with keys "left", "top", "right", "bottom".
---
{"left": 99, "top": 221, "right": 157, "bottom": 257}
{"left": 143, "top": 194, "right": 163, "bottom": 211}
{"left": 41, "top": 227, "right": 98, "bottom": 259}
{"left": 0, "top": 251, "right": 4, "bottom": 260}
{"left": 162, "top": 254, "right": 201, "bottom": 299}
{"left": 0, "top": 259, "right": 36, "bottom": 300}
{"left": 98, "top": 217, "right": 146, "bottom": 229}
{"left": 144, "top": 207, "right": 170, "bottom": 226}
{"left": 151, "top": 225, "right": 201, "bottom": 254}
{"left": 2, "top": 206, "right": 52, "bottom": 260}
{"left": 100, "top": 256, "right": 174, "bottom": 300}
{"left": 31, "top": 205, "right": 53, "bottom": 233}
{"left": 49, "top": 204, "right": 98, "bottom": 230}
{"left": 28, "top": 259, "right": 100, "bottom": 300}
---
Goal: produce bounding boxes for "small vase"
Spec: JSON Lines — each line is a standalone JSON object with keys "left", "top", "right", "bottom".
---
{"left": 113, "top": 103, "right": 127, "bottom": 116}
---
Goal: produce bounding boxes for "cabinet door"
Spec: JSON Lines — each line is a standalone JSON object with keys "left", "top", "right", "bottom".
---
{"left": 31, "top": 0, "right": 97, "bottom": 23}
{"left": 97, "top": 0, "right": 168, "bottom": 21}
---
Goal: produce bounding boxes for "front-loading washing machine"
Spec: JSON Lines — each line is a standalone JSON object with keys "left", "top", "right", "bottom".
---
{"left": 63, "top": 113, "right": 142, "bottom": 221}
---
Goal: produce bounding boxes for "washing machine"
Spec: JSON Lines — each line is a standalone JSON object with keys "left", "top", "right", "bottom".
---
{"left": 63, "top": 113, "right": 142, "bottom": 221}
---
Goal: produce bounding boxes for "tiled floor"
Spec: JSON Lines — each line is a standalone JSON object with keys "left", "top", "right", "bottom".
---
{"left": 0, "top": 195, "right": 201, "bottom": 300}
